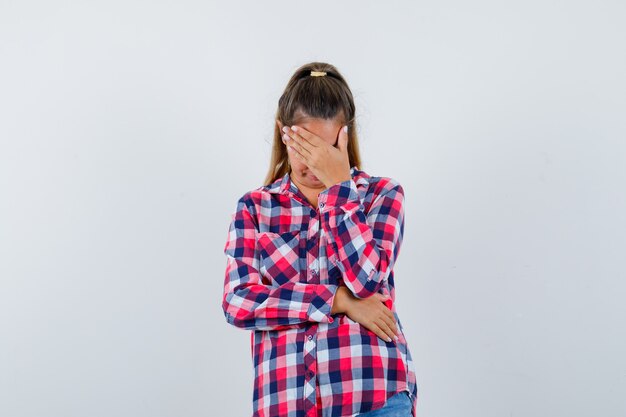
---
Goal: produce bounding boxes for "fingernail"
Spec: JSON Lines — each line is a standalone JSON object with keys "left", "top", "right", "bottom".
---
{"left": 343, "top": 126, "right": 348, "bottom": 133}
{"left": 291, "top": 126, "right": 298, "bottom": 132}
{"left": 394, "top": 335, "right": 399, "bottom": 341}
{"left": 282, "top": 126, "right": 288, "bottom": 133}
{"left": 387, "top": 337, "right": 392, "bottom": 342}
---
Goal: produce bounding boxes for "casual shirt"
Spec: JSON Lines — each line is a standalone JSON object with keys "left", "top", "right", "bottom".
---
{"left": 222, "top": 165, "right": 418, "bottom": 417}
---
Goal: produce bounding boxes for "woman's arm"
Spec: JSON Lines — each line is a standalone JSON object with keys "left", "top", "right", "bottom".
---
{"left": 222, "top": 194, "right": 339, "bottom": 331}
{"left": 318, "top": 178, "right": 405, "bottom": 299}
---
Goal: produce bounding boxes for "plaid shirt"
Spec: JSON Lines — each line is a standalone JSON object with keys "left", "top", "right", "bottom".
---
{"left": 222, "top": 166, "right": 418, "bottom": 417}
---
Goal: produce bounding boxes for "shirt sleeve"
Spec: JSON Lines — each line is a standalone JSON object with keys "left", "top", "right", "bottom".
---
{"left": 318, "top": 178, "right": 405, "bottom": 299}
{"left": 222, "top": 195, "right": 339, "bottom": 331}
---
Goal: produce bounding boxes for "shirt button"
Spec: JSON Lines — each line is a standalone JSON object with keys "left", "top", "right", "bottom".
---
{"left": 319, "top": 202, "right": 325, "bottom": 208}
{"left": 307, "top": 335, "right": 313, "bottom": 341}
{"left": 312, "top": 269, "right": 318, "bottom": 276}
{"left": 305, "top": 370, "right": 315, "bottom": 378}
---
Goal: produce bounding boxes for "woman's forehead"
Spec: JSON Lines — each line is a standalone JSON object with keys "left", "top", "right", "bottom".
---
{"left": 293, "top": 117, "right": 343, "bottom": 142}
{"left": 292, "top": 109, "right": 344, "bottom": 127}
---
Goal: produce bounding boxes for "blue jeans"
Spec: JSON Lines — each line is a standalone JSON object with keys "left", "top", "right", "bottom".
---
{"left": 356, "top": 391, "right": 412, "bottom": 416}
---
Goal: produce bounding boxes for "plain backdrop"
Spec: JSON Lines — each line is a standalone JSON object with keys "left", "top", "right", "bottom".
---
{"left": 1, "top": 1, "right": 625, "bottom": 416}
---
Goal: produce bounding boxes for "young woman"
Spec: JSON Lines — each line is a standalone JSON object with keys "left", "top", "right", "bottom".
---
{"left": 222, "top": 62, "right": 418, "bottom": 417}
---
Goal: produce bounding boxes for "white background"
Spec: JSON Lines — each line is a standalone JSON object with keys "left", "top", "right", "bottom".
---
{"left": 1, "top": 1, "right": 625, "bottom": 416}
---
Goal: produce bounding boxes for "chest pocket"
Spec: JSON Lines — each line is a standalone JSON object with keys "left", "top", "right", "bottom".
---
{"left": 256, "top": 229, "right": 302, "bottom": 286}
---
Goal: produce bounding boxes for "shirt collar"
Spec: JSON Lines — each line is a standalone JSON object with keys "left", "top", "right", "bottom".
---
{"left": 267, "top": 165, "right": 370, "bottom": 196}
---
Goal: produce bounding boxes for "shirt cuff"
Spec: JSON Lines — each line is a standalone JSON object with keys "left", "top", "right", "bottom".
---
{"left": 306, "top": 284, "right": 338, "bottom": 323}
{"left": 317, "top": 179, "right": 360, "bottom": 213}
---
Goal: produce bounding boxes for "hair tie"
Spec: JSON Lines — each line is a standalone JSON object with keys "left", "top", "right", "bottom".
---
{"left": 310, "top": 71, "right": 327, "bottom": 77}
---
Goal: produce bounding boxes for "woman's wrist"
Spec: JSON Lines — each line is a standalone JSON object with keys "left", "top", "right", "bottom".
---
{"left": 331, "top": 286, "right": 352, "bottom": 315}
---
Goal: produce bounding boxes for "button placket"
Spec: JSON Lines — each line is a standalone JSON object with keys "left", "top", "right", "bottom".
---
{"left": 302, "top": 330, "right": 318, "bottom": 414}
{"left": 307, "top": 212, "right": 320, "bottom": 282}
{"left": 310, "top": 256, "right": 319, "bottom": 280}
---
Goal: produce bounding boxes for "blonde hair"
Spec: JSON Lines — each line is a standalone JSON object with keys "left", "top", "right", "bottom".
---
{"left": 263, "top": 62, "right": 363, "bottom": 186}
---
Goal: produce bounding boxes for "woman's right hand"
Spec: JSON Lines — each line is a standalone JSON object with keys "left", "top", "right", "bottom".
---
{"left": 340, "top": 288, "right": 400, "bottom": 343}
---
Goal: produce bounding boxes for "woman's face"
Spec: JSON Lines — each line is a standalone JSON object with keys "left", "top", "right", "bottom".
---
{"left": 277, "top": 115, "right": 345, "bottom": 190}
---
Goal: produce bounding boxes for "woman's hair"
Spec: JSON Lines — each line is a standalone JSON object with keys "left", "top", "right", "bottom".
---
{"left": 263, "top": 61, "right": 363, "bottom": 186}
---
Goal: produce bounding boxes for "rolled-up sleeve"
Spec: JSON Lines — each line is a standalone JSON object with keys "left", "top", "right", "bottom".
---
{"left": 222, "top": 195, "right": 338, "bottom": 331}
{"left": 317, "top": 178, "right": 405, "bottom": 299}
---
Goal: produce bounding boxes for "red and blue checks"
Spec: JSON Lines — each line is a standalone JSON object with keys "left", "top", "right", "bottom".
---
{"left": 222, "top": 166, "right": 418, "bottom": 417}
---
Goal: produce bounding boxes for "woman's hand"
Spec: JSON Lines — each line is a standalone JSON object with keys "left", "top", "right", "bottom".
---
{"left": 282, "top": 124, "right": 352, "bottom": 189}
{"left": 335, "top": 286, "right": 400, "bottom": 343}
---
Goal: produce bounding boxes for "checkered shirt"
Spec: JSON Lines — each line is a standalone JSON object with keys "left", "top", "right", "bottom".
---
{"left": 222, "top": 166, "right": 418, "bottom": 417}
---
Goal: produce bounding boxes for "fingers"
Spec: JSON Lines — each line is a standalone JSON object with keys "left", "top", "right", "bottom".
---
{"left": 286, "top": 144, "right": 306, "bottom": 163}
{"left": 368, "top": 322, "right": 393, "bottom": 343}
{"left": 291, "top": 125, "right": 322, "bottom": 147}
{"left": 365, "top": 297, "right": 399, "bottom": 342}
{"left": 342, "top": 292, "right": 401, "bottom": 343}
{"left": 282, "top": 134, "right": 307, "bottom": 162}
{"left": 377, "top": 318, "right": 399, "bottom": 342}
{"left": 282, "top": 129, "right": 311, "bottom": 158}
{"left": 379, "top": 311, "right": 399, "bottom": 339}
{"left": 337, "top": 125, "right": 349, "bottom": 152}
{"left": 370, "top": 320, "right": 398, "bottom": 343}
{"left": 282, "top": 126, "right": 314, "bottom": 153}
{"left": 374, "top": 293, "right": 399, "bottom": 340}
